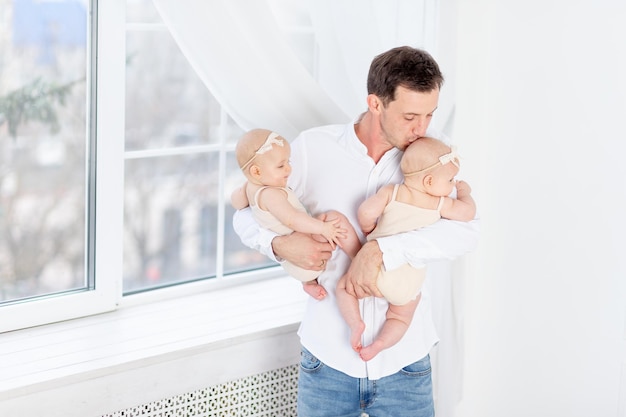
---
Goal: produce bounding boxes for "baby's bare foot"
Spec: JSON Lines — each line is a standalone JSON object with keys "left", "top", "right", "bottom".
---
{"left": 350, "top": 321, "right": 366, "bottom": 353}
{"left": 359, "top": 340, "right": 384, "bottom": 362}
{"left": 302, "top": 281, "right": 327, "bottom": 300}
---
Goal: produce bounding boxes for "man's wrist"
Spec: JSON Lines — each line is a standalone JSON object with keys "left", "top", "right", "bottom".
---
{"left": 270, "top": 236, "right": 285, "bottom": 262}
{"left": 365, "top": 240, "right": 383, "bottom": 264}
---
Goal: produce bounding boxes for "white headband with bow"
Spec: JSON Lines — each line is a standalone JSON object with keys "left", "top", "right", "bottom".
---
{"left": 240, "top": 132, "right": 284, "bottom": 171}
{"left": 404, "top": 145, "right": 460, "bottom": 177}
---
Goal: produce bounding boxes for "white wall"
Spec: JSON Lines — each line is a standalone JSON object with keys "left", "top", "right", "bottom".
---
{"left": 453, "top": 1, "right": 626, "bottom": 416}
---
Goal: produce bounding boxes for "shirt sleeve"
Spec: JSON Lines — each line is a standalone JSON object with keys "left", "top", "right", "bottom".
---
{"left": 376, "top": 215, "right": 481, "bottom": 270}
{"left": 232, "top": 207, "right": 281, "bottom": 262}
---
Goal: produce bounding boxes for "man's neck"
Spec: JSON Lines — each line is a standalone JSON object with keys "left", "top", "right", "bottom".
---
{"left": 355, "top": 111, "right": 393, "bottom": 164}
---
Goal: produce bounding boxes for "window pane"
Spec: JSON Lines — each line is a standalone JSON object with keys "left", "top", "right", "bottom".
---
{"left": 125, "top": 27, "right": 219, "bottom": 151}
{"left": 0, "top": 0, "right": 90, "bottom": 304}
{"left": 123, "top": 153, "right": 217, "bottom": 291}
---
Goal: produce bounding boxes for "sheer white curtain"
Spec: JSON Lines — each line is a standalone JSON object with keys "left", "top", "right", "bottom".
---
{"left": 152, "top": 0, "right": 462, "bottom": 415}
{"left": 304, "top": 0, "right": 439, "bottom": 118}
{"left": 152, "top": 0, "right": 347, "bottom": 140}
{"left": 151, "top": 0, "right": 444, "bottom": 138}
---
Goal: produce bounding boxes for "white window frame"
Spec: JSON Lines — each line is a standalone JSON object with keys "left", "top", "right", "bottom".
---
{"left": 0, "top": 1, "right": 124, "bottom": 332}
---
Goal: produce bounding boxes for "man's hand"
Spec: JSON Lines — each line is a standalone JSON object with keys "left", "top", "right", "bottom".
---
{"left": 343, "top": 240, "right": 384, "bottom": 299}
{"left": 272, "top": 232, "right": 333, "bottom": 271}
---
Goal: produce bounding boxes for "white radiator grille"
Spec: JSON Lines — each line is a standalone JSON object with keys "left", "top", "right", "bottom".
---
{"left": 103, "top": 364, "right": 299, "bottom": 417}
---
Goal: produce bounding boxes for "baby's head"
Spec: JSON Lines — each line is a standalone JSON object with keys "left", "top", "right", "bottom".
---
{"left": 236, "top": 129, "right": 291, "bottom": 187}
{"left": 402, "top": 137, "right": 460, "bottom": 196}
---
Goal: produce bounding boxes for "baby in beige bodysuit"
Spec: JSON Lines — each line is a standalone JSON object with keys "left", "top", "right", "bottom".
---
{"left": 336, "top": 137, "right": 477, "bottom": 361}
{"left": 231, "top": 128, "right": 360, "bottom": 300}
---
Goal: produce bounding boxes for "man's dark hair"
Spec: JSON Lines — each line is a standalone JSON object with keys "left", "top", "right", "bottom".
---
{"left": 367, "top": 46, "right": 444, "bottom": 106}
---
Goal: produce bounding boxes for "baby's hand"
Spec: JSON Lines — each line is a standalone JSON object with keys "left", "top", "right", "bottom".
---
{"left": 321, "top": 217, "right": 347, "bottom": 250}
{"left": 455, "top": 180, "right": 472, "bottom": 195}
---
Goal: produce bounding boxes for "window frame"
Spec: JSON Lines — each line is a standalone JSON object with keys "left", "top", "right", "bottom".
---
{"left": 0, "top": 0, "right": 124, "bottom": 332}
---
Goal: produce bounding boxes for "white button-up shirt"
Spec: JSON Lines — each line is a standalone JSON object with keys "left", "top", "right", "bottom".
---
{"left": 233, "top": 122, "right": 480, "bottom": 380}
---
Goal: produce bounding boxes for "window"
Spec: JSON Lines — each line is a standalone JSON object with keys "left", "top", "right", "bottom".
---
{"left": 0, "top": 0, "right": 91, "bottom": 304}
{"left": 0, "top": 0, "right": 299, "bottom": 332}
{"left": 0, "top": 0, "right": 121, "bottom": 332}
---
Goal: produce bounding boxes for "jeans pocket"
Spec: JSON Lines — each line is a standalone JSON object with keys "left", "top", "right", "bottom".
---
{"left": 400, "top": 354, "right": 432, "bottom": 377}
{"left": 299, "top": 347, "right": 323, "bottom": 373}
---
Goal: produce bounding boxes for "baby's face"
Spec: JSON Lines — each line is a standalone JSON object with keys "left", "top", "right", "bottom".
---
{"left": 256, "top": 143, "right": 292, "bottom": 188}
{"left": 429, "top": 162, "right": 459, "bottom": 196}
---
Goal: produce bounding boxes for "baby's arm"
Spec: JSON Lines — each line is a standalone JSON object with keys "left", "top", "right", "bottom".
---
{"left": 230, "top": 183, "right": 250, "bottom": 210}
{"left": 439, "top": 180, "right": 476, "bottom": 222}
{"left": 259, "top": 187, "right": 347, "bottom": 248}
{"left": 357, "top": 185, "right": 393, "bottom": 234}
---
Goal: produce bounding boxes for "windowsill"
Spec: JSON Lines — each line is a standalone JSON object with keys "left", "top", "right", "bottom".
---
{"left": 0, "top": 275, "right": 307, "bottom": 416}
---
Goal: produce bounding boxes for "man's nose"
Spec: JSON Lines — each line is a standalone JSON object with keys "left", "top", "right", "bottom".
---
{"left": 412, "top": 117, "right": 427, "bottom": 137}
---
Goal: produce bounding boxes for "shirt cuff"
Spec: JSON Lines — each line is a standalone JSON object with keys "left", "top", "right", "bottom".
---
{"left": 376, "top": 234, "right": 441, "bottom": 270}
{"left": 258, "top": 227, "right": 282, "bottom": 263}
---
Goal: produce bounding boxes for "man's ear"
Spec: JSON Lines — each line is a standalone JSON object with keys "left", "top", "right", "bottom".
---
{"left": 366, "top": 94, "right": 382, "bottom": 114}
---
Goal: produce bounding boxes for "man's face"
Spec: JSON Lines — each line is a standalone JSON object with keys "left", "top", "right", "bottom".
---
{"left": 379, "top": 86, "right": 440, "bottom": 151}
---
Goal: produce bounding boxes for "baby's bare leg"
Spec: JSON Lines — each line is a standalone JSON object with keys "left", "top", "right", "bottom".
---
{"left": 336, "top": 274, "right": 366, "bottom": 353}
{"left": 359, "top": 295, "right": 421, "bottom": 361}
{"left": 302, "top": 229, "right": 329, "bottom": 300}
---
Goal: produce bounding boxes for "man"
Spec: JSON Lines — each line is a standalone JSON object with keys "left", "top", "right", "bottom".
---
{"left": 233, "top": 46, "right": 480, "bottom": 417}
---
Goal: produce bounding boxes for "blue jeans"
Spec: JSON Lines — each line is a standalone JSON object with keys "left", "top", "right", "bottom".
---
{"left": 297, "top": 346, "right": 434, "bottom": 417}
